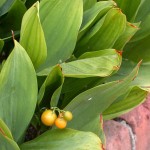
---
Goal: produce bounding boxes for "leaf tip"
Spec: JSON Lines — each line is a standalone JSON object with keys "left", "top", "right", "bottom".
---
{"left": 33, "top": 1, "right": 39, "bottom": 9}
{"left": 0, "top": 128, "right": 6, "bottom": 137}
{"left": 138, "top": 60, "right": 143, "bottom": 67}
{"left": 100, "top": 114, "right": 104, "bottom": 129}
{"left": 57, "top": 64, "right": 62, "bottom": 71}
{"left": 115, "top": 50, "right": 123, "bottom": 56}
{"left": 11, "top": 30, "right": 15, "bottom": 41}
{"left": 128, "top": 23, "right": 139, "bottom": 29}
{"left": 113, "top": 66, "right": 120, "bottom": 71}
{"left": 132, "top": 60, "right": 142, "bottom": 81}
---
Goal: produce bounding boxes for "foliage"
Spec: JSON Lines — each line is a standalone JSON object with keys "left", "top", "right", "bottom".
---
{"left": 0, "top": 0, "right": 150, "bottom": 149}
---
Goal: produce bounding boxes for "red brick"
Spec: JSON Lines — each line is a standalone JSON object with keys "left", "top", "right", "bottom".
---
{"left": 104, "top": 120, "right": 132, "bottom": 150}
{"left": 120, "top": 96, "right": 150, "bottom": 150}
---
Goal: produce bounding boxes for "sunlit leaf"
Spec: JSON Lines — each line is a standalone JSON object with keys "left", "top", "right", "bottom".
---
{"left": 38, "top": 0, "right": 83, "bottom": 71}
{"left": 79, "top": 1, "right": 115, "bottom": 40}
{"left": 20, "top": 1, "right": 47, "bottom": 69}
{"left": 61, "top": 49, "right": 121, "bottom": 78}
{"left": 75, "top": 8, "right": 126, "bottom": 56}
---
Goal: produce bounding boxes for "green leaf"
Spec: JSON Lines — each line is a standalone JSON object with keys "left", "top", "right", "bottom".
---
{"left": 113, "top": 22, "right": 140, "bottom": 50}
{"left": 0, "top": 119, "right": 13, "bottom": 140}
{"left": 124, "top": 35, "right": 150, "bottom": 63}
{"left": 83, "top": 0, "right": 96, "bottom": 11}
{"left": 20, "top": 129, "right": 102, "bottom": 150}
{"left": 0, "top": 39, "right": 4, "bottom": 52}
{"left": 131, "top": 15, "right": 150, "bottom": 43}
{"left": 0, "top": 132, "right": 20, "bottom": 150}
{"left": 38, "top": 65, "right": 64, "bottom": 107}
{"left": 61, "top": 49, "right": 121, "bottom": 78}
{"left": 127, "top": 0, "right": 150, "bottom": 43}
{"left": 107, "top": 59, "right": 150, "bottom": 90}
{"left": 134, "top": 0, "right": 150, "bottom": 22}
{"left": 79, "top": 1, "right": 115, "bottom": 40}
{"left": 0, "top": 40, "right": 37, "bottom": 142}
{"left": 38, "top": 0, "right": 83, "bottom": 71}
{"left": 20, "top": 1, "right": 47, "bottom": 69}
{"left": 103, "top": 86, "right": 148, "bottom": 120}
{"left": 0, "top": 0, "right": 26, "bottom": 38}
{"left": 114, "top": 0, "right": 141, "bottom": 21}
{"left": 75, "top": 8, "right": 126, "bottom": 56}
{"left": 0, "top": 0, "right": 15, "bottom": 16}
{"left": 50, "top": 81, "right": 64, "bottom": 107}
{"left": 61, "top": 77, "right": 104, "bottom": 108}
{"left": 64, "top": 63, "right": 140, "bottom": 131}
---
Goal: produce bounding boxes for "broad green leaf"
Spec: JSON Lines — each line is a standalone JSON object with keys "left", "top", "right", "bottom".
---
{"left": 0, "top": 40, "right": 37, "bottom": 142}
{"left": 113, "top": 22, "right": 140, "bottom": 50}
{"left": 79, "top": 1, "right": 115, "bottom": 40}
{"left": 123, "top": 10, "right": 150, "bottom": 64}
{"left": 129, "top": 0, "right": 150, "bottom": 42}
{"left": 77, "top": 15, "right": 106, "bottom": 55}
{"left": 0, "top": 119, "right": 13, "bottom": 140}
{"left": 114, "top": 0, "right": 141, "bottom": 21}
{"left": 75, "top": 8, "right": 126, "bottom": 56}
{"left": 103, "top": 86, "right": 148, "bottom": 120}
{"left": 61, "top": 77, "right": 104, "bottom": 108}
{"left": 0, "top": 132, "right": 20, "bottom": 150}
{"left": 65, "top": 63, "right": 140, "bottom": 131}
{"left": 0, "top": 0, "right": 15, "bottom": 16}
{"left": 20, "top": 129, "right": 102, "bottom": 150}
{"left": 124, "top": 34, "right": 150, "bottom": 63}
{"left": 20, "top": 2, "right": 47, "bottom": 69}
{"left": 38, "top": 65, "right": 63, "bottom": 107}
{"left": 81, "top": 114, "right": 103, "bottom": 138}
{"left": 38, "top": 0, "right": 83, "bottom": 71}
{"left": 61, "top": 49, "right": 121, "bottom": 78}
{"left": 107, "top": 59, "right": 150, "bottom": 90}
{"left": 0, "top": 39, "right": 4, "bottom": 52}
{"left": 0, "top": 0, "right": 26, "bottom": 38}
{"left": 131, "top": 14, "right": 150, "bottom": 42}
{"left": 134, "top": 0, "right": 150, "bottom": 21}
{"left": 83, "top": 0, "right": 96, "bottom": 11}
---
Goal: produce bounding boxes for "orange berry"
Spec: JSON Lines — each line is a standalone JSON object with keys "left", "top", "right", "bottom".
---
{"left": 55, "top": 117, "right": 67, "bottom": 129}
{"left": 41, "top": 109, "right": 57, "bottom": 126}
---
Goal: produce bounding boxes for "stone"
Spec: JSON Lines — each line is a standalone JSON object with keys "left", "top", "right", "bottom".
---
{"left": 104, "top": 95, "right": 150, "bottom": 150}
{"left": 104, "top": 120, "right": 132, "bottom": 150}
{"left": 120, "top": 96, "right": 150, "bottom": 150}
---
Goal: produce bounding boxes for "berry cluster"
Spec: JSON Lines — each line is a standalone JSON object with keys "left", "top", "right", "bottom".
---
{"left": 41, "top": 107, "right": 73, "bottom": 129}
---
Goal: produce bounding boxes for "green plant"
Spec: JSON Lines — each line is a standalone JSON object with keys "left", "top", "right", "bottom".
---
{"left": 0, "top": 0, "right": 150, "bottom": 149}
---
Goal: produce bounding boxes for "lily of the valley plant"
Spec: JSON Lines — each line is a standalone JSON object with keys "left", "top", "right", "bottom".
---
{"left": 0, "top": 0, "right": 150, "bottom": 149}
